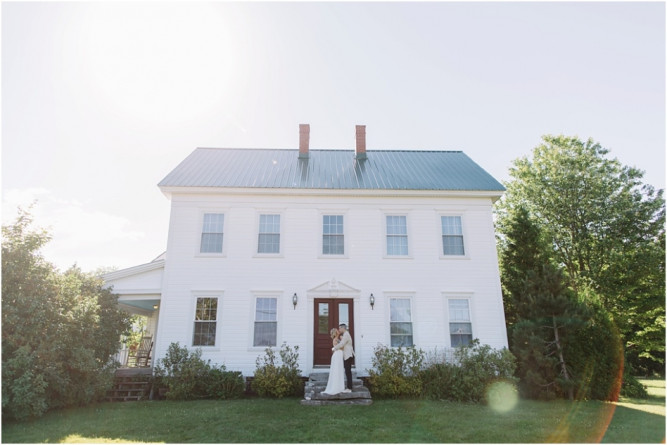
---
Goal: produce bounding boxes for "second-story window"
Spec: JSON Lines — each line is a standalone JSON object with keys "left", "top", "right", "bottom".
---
{"left": 323, "top": 215, "right": 344, "bottom": 255}
{"left": 200, "top": 213, "right": 224, "bottom": 253}
{"left": 258, "top": 214, "right": 281, "bottom": 254}
{"left": 386, "top": 215, "right": 408, "bottom": 256}
{"left": 441, "top": 216, "right": 465, "bottom": 255}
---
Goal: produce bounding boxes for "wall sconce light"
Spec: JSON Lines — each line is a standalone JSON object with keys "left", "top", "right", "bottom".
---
{"left": 153, "top": 304, "right": 159, "bottom": 310}
{"left": 292, "top": 293, "right": 298, "bottom": 310}
{"left": 370, "top": 293, "right": 375, "bottom": 310}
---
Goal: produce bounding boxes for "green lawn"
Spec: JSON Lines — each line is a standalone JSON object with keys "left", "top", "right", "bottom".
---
{"left": 3, "top": 379, "right": 664, "bottom": 443}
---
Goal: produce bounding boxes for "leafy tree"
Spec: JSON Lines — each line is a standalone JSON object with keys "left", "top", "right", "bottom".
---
{"left": 2, "top": 208, "right": 132, "bottom": 420}
{"left": 500, "top": 135, "right": 665, "bottom": 374}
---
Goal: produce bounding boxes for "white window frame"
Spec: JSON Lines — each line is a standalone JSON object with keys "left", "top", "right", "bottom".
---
{"left": 196, "top": 210, "right": 228, "bottom": 257}
{"left": 253, "top": 296, "right": 278, "bottom": 347}
{"left": 437, "top": 212, "right": 470, "bottom": 260}
{"left": 190, "top": 292, "right": 223, "bottom": 349}
{"left": 254, "top": 211, "right": 284, "bottom": 258}
{"left": 386, "top": 294, "right": 415, "bottom": 347}
{"left": 443, "top": 292, "right": 474, "bottom": 348}
{"left": 383, "top": 212, "right": 412, "bottom": 258}
{"left": 249, "top": 291, "right": 283, "bottom": 350}
{"left": 319, "top": 212, "right": 348, "bottom": 259}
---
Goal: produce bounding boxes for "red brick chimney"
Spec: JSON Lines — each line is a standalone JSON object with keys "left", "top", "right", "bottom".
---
{"left": 355, "top": 125, "right": 367, "bottom": 160}
{"left": 299, "top": 124, "right": 310, "bottom": 159}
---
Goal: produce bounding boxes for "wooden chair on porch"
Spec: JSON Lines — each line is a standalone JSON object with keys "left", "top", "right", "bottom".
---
{"left": 134, "top": 336, "right": 153, "bottom": 368}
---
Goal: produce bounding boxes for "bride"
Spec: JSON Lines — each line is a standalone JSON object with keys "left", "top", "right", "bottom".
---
{"left": 322, "top": 328, "right": 346, "bottom": 395}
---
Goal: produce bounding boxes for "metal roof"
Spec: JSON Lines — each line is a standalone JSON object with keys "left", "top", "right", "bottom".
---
{"left": 158, "top": 148, "right": 505, "bottom": 192}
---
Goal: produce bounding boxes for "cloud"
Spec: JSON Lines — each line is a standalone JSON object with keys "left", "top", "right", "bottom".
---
{"left": 3, "top": 188, "right": 145, "bottom": 271}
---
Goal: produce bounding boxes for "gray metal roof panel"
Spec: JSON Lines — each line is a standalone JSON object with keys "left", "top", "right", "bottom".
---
{"left": 158, "top": 148, "right": 505, "bottom": 191}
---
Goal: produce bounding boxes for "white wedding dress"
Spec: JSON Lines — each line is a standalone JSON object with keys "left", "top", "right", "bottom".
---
{"left": 322, "top": 348, "right": 346, "bottom": 395}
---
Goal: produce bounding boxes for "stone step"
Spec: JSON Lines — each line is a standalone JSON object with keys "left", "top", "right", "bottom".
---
{"left": 312, "top": 387, "right": 371, "bottom": 400}
{"left": 302, "top": 371, "right": 372, "bottom": 406}
{"left": 305, "top": 378, "right": 364, "bottom": 388}
{"left": 300, "top": 398, "right": 373, "bottom": 406}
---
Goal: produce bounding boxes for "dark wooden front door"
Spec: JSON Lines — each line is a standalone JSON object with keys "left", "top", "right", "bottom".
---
{"left": 314, "top": 299, "right": 354, "bottom": 366}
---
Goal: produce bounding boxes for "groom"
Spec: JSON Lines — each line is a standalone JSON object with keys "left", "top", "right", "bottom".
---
{"left": 333, "top": 323, "right": 355, "bottom": 392}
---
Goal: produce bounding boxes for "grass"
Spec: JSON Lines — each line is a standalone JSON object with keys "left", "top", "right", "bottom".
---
{"left": 2, "top": 379, "right": 664, "bottom": 443}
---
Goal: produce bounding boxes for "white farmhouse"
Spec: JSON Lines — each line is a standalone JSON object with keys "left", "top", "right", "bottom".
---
{"left": 104, "top": 124, "right": 508, "bottom": 377}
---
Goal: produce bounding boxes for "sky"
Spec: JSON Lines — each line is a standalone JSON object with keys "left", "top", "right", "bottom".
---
{"left": 2, "top": 1, "right": 665, "bottom": 272}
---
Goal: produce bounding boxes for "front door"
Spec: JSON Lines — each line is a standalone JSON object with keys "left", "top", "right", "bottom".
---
{"left": 314, "top": 299, "right": 354, "bottom": 366}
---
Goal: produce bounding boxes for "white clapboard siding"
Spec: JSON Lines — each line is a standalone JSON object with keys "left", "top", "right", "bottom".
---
{"left": 152, "top": 191, "right": 508, "bottom": 377}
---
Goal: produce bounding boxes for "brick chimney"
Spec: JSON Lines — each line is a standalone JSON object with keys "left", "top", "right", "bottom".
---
{"left": 355, "top": 125, "right": 367, "bottom": 160}
{"left": 299, "top": 124, "right": 310, "bottom": 159}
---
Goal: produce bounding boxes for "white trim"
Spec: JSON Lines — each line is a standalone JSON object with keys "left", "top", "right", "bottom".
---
{"left": 190, "top": 291, "right": 224, "bottom": 351}
{"left": 385, "top": 293, "right": 416, "bottom": 347}
{"left": 116, "top": 290, "right": 162, "bottom": 297}
{"left": 254, "top": 211, "right": 285, "bottom": 258}
{"left": 101, "top": 260, "right": 165, "bottom": 281}
{"left": 318, "top": 210, "right": 349, "bottom": 259}
{"left": 195, "top": 209, "right": 228, "bottom": 258}
{"left": 436, "top": 212, "right": 471, "bottom": 260}
{"left": 160, "top": 186, "right": 504, "bottom": 202}
{"left": 382, "top": 212, "right": 412, "bottom": 259}
{"left": 443, "top": 293, "right": 474, "bottom": 348}
{"left": 248, "top": 291, "right": 282, "bottom": 351}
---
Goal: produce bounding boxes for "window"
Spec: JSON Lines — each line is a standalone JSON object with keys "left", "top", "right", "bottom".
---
{"left": 254, "top": 297, "right": 277, "bottom": 347}
{"left": 441, "top": 216, "right": 465, "bottom": 255}
{"left": 200, "top": 213, "right": 224, "bottom": 253}
{"left": 323, "top": 215, "right": 344, "bottom": 255}
{"left": 258, "top": 214, "right": 280, "bottom": 254}
{"left": 193, "top": 297, "right": 218, "bottom": 346}
{"left": 390, "top": 298, "right": 413, "bottom": 347}
{"left": 449, "top": 299, "right": 472, "bottom": 347}
{"left": 386, "top": 215, "right": 408, "bottom": 256}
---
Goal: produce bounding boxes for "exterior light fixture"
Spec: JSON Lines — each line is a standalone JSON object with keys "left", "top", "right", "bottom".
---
{"left": 370, "top": 293, "right": 375, "bottom": 310}
{"left": 292, "top": 293, "right": 298, "bottom": 310}
{"left": 153, "top": 304, "right": 159, "bottom": 310}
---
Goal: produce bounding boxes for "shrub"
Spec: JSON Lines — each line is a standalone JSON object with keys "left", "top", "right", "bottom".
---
{"left": 203, "top": 368, "right": 245, "bottom": 400}
{"left": 421, "top": 341, "right": 518, "bottom": 403}
{"left": 367, "top": 345, "right": 424, "bottom": 398}
{"left": 154, "top": 342, "right": 244, "bottom": 400}
{"left": 564, "top": 307, "right": 624, "bottom": 401}
{"left": 252, "top": 343, "right": 302, "bottom": 398}
{"left": 620, "top": 362, "right": 649, "bottom": 399}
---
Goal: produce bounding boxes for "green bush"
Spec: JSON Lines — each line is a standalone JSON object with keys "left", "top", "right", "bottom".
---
{"left": 252, "top": 343, "right": 302, "bottom": 398}
{"left": 154, "top": 342, "right": 244, "bottom": 400}
{"left": 620, "top": 362, "right": 649, "bottom": 399}
{"left": 564, "top": 307, "right": 624, "bottom": 401}
{"left": 367, "top": 345, "right": 424, "bottom": 398}
{"left": 421, "top": 341, "right": 518, "bottom": 403}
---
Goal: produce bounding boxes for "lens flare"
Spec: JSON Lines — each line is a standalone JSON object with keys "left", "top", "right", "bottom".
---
{"left": 486, "top": 380, "right": 519, "bottom": 413}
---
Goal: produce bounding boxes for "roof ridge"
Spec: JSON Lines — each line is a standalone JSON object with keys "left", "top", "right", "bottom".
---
{"left": 195, "top": 147, "right": 463, "bottom": 153}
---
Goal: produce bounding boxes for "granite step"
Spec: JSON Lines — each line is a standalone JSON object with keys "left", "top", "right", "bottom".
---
{"left": 301, "top": 372, "right": 372, "bottom": 406}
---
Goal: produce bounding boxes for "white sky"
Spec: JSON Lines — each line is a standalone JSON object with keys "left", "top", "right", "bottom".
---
{"left": 2, "top": 1, "right": 665, "bottom": 272}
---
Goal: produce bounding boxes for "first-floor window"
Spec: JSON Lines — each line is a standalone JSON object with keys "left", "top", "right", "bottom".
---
{"left": 449, "top": 299, "right": 472, "bottom": 347}
{"left": 193, "top": 297, "right": 218, "bottom": 346}
{"left": 254, "top": 297, "right": 277, "bottom": 346}
{"left": 390, "top": 298, "right": 413, "bottom": 347}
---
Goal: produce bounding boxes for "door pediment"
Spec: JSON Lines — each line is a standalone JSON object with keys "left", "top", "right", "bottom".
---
{"left": 307, "top": 278, "right": 360, "bottom": 297}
